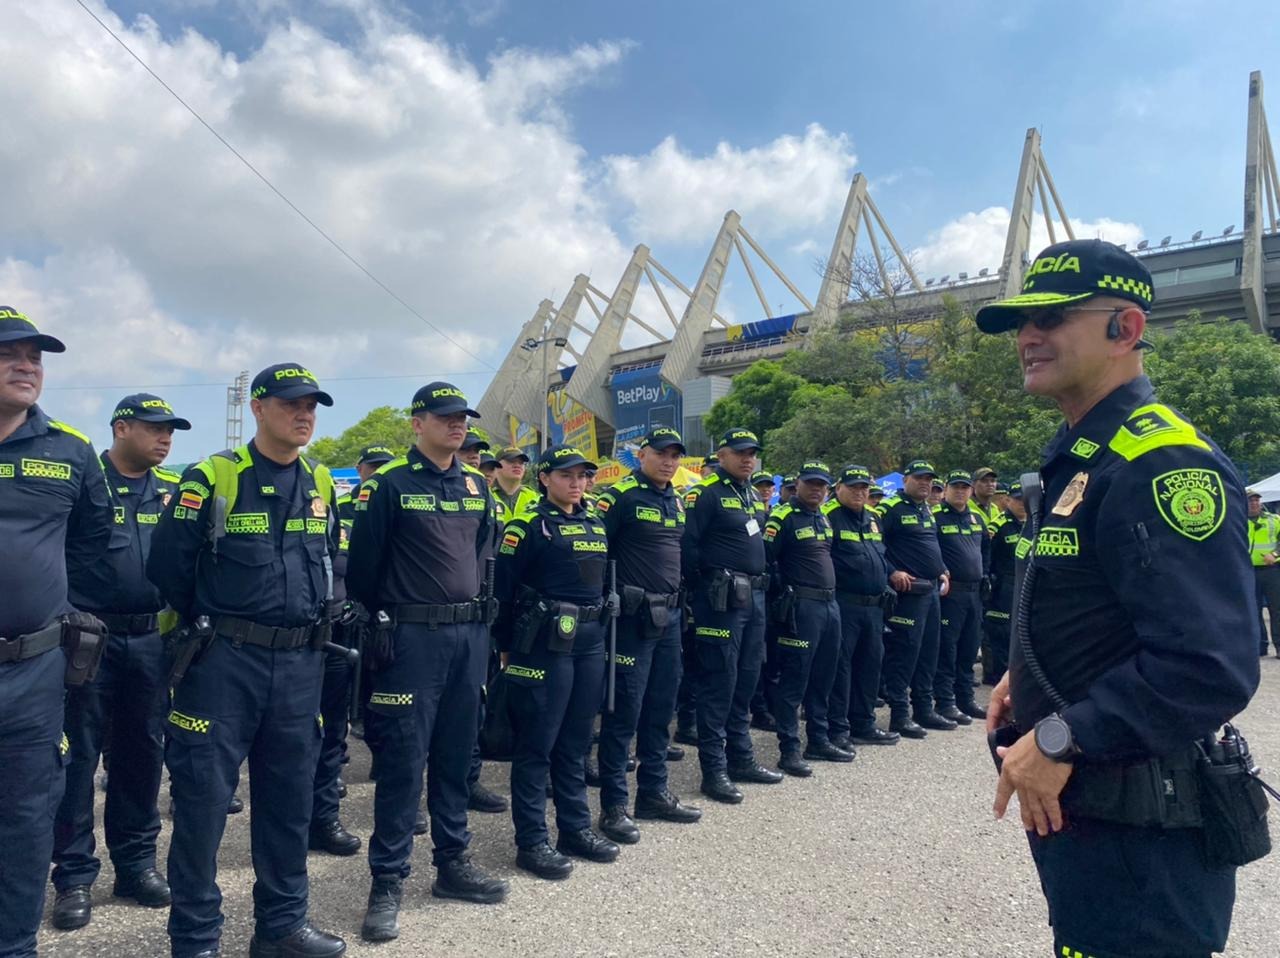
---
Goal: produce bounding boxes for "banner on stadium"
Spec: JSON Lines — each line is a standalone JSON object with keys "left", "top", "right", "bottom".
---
{"left": 546, "top": 384, "right": 598, "bottom": 460}
{"left": 724, "top": 314, "right": 799, "bottom": 343}
{"left": 610, "top": 364, "right": 682, "bottom": 454}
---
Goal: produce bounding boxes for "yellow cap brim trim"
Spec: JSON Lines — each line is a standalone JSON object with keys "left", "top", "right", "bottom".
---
{"left": 974, "top": 291, "right": 1095, "bottom": 333}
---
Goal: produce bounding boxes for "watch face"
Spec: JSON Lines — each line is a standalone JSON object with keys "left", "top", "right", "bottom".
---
{"left": 1037, "top": 718, "right": 1071, "bottom": 756}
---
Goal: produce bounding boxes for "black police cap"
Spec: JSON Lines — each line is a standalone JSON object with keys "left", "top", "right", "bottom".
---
{"left": 0, "top": 306, "right": 65, "bottom": 353}
{"left": 718, "top": 428, "right": 762, "bottom": 452}
{"left": 357, "top": 445, "right": 396, "bottom": 466}
{"left": 411, "top": 381, "right": 479, "bottom": 418}
{"left": 840, "top": 465, "right": 873, "bottom": 486}
{"left": 903, "top": 459, "right": 937, "bottom": 478}
{"left": 796, "top": 460, "right": 833, "bottom": 484}
{"left": 496, "top": 446, "right": 531, "bottom": 463}
{"left": 478, "top": 451, "right": 499, "bottom": 470}
{"left": 110, "top": 393, "right": 192, "bottom": 430}
{"left": 251, "top": 363, "right": 334, "bottom": 406}
{"left": 537, "top": 444, "right": 597, "bottom": 473}
{"left": 461, "top": 427, "right": 490, "bottom": 451}
{"left": 639, "top": 426, "right": 686, "bottom": 453}
{"left": 750, "top": 470, "right": 774, "bottom": 487}
{"left": 945, "top": 469, "right": 973, "bottom": 486}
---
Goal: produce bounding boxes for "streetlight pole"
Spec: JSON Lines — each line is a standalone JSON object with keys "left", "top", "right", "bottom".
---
{"left": 522, "top": 336, "right": 567, "bottom": 450}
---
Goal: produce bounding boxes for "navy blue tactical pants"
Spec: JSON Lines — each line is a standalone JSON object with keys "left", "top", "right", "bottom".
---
{"left": 881, "top": 590, "right": 941, "bottom": 719}
{"left": 675, "top": 619, "right": 697, "bottom": 730}
{"left": 53, "top": 629, "right": 166, "bottom": 892}
{"left": 0, "top": 647, "right": 65, "bottom": 958}
{"left": 366, "top": 621, "right": 487, "bottom": 876}
{"left": 691, "top": 586, "right": 766, "bottom": 774}
{"left": 830, "top": 597, "right": 884, "bottom": 738}
{"left": 598, "top": 614, "right": 682, "bottom": 809}
{"left": 799, "top": 598, "right": 842, "bottom": 748}
{"left": 983, "top": 609, "right": 1011, "bottom": 683}
{"left": 311, "top": 645, "right": 353, "bottom": 828}
{"left": 507, "top": 622, "right": 605, "bottom": 848}
{"left": 933, "top": 586, "right": 983, "bottom": 711}
{"left": 165, "top": 638, "right": 323, "bottom": 958}
{"left": 770, "top": 598, "right": 841, "bottom": 753}
{"left": 1028, "top": 819, "right": 1235, "bottom": 958}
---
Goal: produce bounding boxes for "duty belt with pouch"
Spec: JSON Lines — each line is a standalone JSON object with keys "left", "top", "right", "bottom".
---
{"left": 214, "top": 615, "right": 316, "bottom": 650}
{"left": 705, "top": 569, "right": 768, "bottom": 613}
{"left": 1061, "top": 747, "right": 1203, "bottom": 829}
{"left": 392, "top": 601, "right": 487, "bottom": 629}
{"left": 620, "top": 585, "right": 681, "bottom": 639}
{"left": 61, "top": 612, "right": 109, "bottom": 687}
{"left": 903, "top": 577, "right": 936, "bottom": 596}
{"left": 793, "top": 586, "right": 835, "bottom": 601}
{"left": 513, "top": 586, "right": 606, "bottom": 654}
{"left": 95, "top": 612, "right": 161, "bottom": 635}
{"left": 0, "top": 622, "right": 64, "bottom": 666}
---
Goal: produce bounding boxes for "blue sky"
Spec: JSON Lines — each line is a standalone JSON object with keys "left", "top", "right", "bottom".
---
{"left": 3, "top": 0, "right": 1277, "bottom": 461}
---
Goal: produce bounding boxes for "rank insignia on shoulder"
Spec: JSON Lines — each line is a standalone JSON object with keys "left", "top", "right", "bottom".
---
{"left": 1152, "top": 468, "right": 1226, "bottom": 541}
{"left": 1051, "top": 472, "right": 1088, "bottom": 517}
{"left": 310, "top": 497, "right": 326, "bottom": 518}
{"left": 465, "top": 475, "right": 478, "bottom": 495}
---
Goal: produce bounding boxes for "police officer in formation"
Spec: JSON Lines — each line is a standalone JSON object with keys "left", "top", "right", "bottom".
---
{"left": 822, "top": 466, "right": 898, "bottom": 749}
{"left": 981, "top": 239, "right": 1260, "bottom": 958}
{"left": 592, "top": 426, "right": 701, "bottom": 844}
{"left": 969, "top": 467, "right": 1001, "bottom": 532}
{"left": 148, "top": 362, "right": 345, "bottom": 958}
{"left": 345, "top": 382, "right": 507, "bottom": 941}
{"left": 457, "top": 427, "right": 489, "bottom": 469}
{"left": 682, "top": 428, "right": 782, "bottom": 804}
{"left": 982, "top": 480, "right": 1024, "bottom": 685}
{"left": 763, "top": 460, "right": 850, "bottom": 776}
{"left": 494, "top": 444, "right": 619, "bottom": 879}
{"left": 491, "top": 446, "right": 539, "bottom": 523}
{"left": 751, "top": 470, "right": 776, "bottom": 505}
{"left": 1247, "top": 488, "right": 1280, "bottom": 656}
{"left": 878, "top": 460, "right": 953, "bottom": 739}
{"left": 51, "top": 394, "right": 190, "bottom": 931}
{"left": 930, "top": 470, "right": 989, "bottom": 725}
{"left": 0, "top": 308, "right": 112, "bottom": 958}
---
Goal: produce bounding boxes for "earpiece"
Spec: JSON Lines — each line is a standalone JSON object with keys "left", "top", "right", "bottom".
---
{"left": 1106, "top": 311, "right": 1122, "bottom": 340}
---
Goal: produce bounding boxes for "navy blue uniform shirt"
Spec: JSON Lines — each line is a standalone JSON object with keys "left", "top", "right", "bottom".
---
{"left": 932, "top": 501, "right": 987, "bottom": 583}
{"left": 681, "top": 466, "right": 767, "bottom": 579}
{"left": 0, "top": 406, "right": 112, "bottom": 636}
{"left": 594, "top": 471, "right": 683, "bottom": 594}
{"left": 764, "top": 501, "right": 836, "bottom": 590}
{"left": 988, "top": 512, "right": 1023, "bottom": 610}
{"left": 822, "top": 499, "right": 889, "bottom": 595}
{"left": 879, "top": 492, "right": 947, "bottom": 580}
{"left": 1012, "top": 375, "right": 1259, "bottom": 760}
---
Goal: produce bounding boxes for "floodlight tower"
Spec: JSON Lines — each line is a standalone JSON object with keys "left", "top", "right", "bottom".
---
{"left": 225, "top": 370, "right": 248, "bottom": 448}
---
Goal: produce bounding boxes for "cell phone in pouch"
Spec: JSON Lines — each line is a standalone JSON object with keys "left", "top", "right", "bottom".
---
{"left": 988, "top": 724, "right": 1022, "bottom": 773}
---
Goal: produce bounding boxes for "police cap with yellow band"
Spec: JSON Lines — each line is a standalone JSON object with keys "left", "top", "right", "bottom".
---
{"left": 946, "top": 469, "right": 973, "bottom": 487}
{"left": 411, "top": 381, "right": 479, "bottom": 418}
{"left": 975, "top": 239, "right": 1154, "bottom": 348}
{"left": 251, "top": 362, "right": 334, "bottom": 406}
{"left": 357, "top": 445, "right": 396, "bottom": 466}
{"left": 0, "top": 306, "right": 65, "bottom": 353}
{"left": 110, "top": 393, "right": 192, "bottom": 430}
{"left": 639, "top": 425, "right": 686, "bottom": 453}
{"left": 903, "top": 459, "right": 938, "bottom": 478}
{"left": 751, "top": 470, "right": 775, "bottom": 488}
{"left": 796, "top": 460, "right": 833, "bottom": 484}
{"left": 840, "top": 465, "right": 873, "bottom": 486}
{"left": 718, "top": 427, "right": 762, "bottom": 452}
{"left": 461, "top": 427, "right": 490, "bottom": 451}
{"left": 537, "top": 444, "right": 598, "bottom": 473}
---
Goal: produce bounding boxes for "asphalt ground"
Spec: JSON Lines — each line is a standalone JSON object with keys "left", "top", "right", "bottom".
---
{"left": 41, "top": 657, "right": 1280, "bottom": 958}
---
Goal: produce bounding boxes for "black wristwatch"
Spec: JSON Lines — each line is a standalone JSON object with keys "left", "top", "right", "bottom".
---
{"left": 1033, "top": 713, "right": 1081, "bottom": 762}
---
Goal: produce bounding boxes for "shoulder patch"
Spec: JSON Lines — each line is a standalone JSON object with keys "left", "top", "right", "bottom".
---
{"left": 1152, "top": 468, "right": 1226, "bottom": 541}
{"left": 1069, "top": 437, "right": 1101, "bottom": 460}
{"left": 613, "top": 475, "right": 639, "bottom": 493}
{"left": 375, "top": 456, "right": 409, "bottom": 476}
{"left": 1108, "top": 403, "right": 1210, "bottom": 462}
{"left": 48, "top": 420, "right": 91, "bottom": 444}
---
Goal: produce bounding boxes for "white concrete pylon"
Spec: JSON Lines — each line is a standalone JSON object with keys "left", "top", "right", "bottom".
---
{"left": 997, "top": 128, "right": 1074, "bottom": 300}
{"left": 1242, "top": 70, "right": 1278, "bottom": 333}
{"left": 475, "top": 299, "right": 553, "bottom": 431}
{"left": 660, "top": 211, "right": 740, "bottom": 388}
{"left": 504, "top": 275, "right": 589, "bottom": 429}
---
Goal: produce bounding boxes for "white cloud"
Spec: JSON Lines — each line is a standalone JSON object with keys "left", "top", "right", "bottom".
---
{"left": 604, "top": 123, "right": 857, "bottom": 244}
{"left": 911, "top": 206, "right": 1144, "bottom": 279}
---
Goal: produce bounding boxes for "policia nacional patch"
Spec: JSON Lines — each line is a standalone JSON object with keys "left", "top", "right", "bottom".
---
{"left": 1152, "top": 468, "right": 1226, "bottom": 541}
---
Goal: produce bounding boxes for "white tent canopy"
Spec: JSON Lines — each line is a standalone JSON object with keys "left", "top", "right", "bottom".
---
{"left": 1248, "top": 470, "right": 1280, "bottom": 501}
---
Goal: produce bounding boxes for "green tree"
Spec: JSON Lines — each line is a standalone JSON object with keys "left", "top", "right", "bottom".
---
{"left": 703, "top": 360, "right": 806, "bottom": 440}
{"left": 1146, "top": 316, "right": 1280, "bottom": 480}
{"left": 307, "top": 405, "right": 415, "bottom": 468}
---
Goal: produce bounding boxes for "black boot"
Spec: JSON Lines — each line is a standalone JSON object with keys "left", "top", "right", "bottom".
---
{"left": 937, "top": 705, "right": 973, "bottom": 726}
{"left": 467, "top": 782, "right": 508, "bottom": 813}
{"left": 599, "top": 805, "right": 641, "bottom": 844}
{"left": 915, "top": 710, "right": 958, "bottom": 731}
{"left": 112, "top": 866, "right": 171, "bottom": 907}
{"left": 584, "top": 758, "right": 601, "bottom": 788}
{"left": 673, "top": 724, "right": 698, "bottom": 746}
{"left": 308, "top": 820, "right": 361, "bottom": 857}
{"left": 413, "top": 809, "right": 428, "bottom": 835}
{"left": 728, "top": 761, "right": 784, "bottom": 785}
{"left": 666, "top": 744, "right": 685, "bottom": 761}
{"left": 432, "top": 856, "right": 509, "bottom": 904}
{"left": 850, "top": 727, "right": 900, "bottom": 746}
{"left": 227, "top": 793, "right": 244, "bottom": 814}
{"left": 336, "top": 777, "right": 347, "bottom": 799}
{"left": 360, "top": 878, "right": 403, "bottom": 942}
{"left": 248, "top": 922, "right": 346, "bottom": 957}
{"left": 804, "top": 741, "right": 855, "bottom": 763}
{"left": 51, "top": 886, "right": 92, "bottom": 930}
{"left": 750, "top": 711, "right": 778, "bottom": 731}
{"left": 889, "top": 715, "right": 927, "bottom": 739}
{"left": 516, "top": 841, "right": 574, "bottom": 880}
{"left": 961, "top": 702, "right": 988, "bottom": 720}
{"left": 634, "top": 787, "right": 702, "bottom": 823}
{"left": 557, "top": 828, "right": 620, "bottom": 863}
{"left": 777, "top": 751, "right": 812, "bottom": 777}
{"left": 699, "top": 770, "right": 744, "bottom": 804}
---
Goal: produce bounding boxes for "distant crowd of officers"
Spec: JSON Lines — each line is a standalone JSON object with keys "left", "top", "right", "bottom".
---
{"left": 0, "top": 298, "right": 1046, "bottom": 958}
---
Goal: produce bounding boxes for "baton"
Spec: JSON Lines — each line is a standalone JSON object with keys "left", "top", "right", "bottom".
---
{"left": 606, "top": 560, "right": 618, "bottom": 714}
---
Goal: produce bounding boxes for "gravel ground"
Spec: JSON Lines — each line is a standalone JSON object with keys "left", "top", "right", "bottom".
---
{"left": 41, "top": 659, "right": 1280, "bottom": 958}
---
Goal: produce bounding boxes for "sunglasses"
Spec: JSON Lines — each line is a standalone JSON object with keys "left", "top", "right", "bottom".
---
{"left": 1014, "top": 304, "right": 1126, "bottom": 331}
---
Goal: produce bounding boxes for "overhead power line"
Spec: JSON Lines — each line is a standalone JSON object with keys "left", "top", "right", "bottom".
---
{"left": 71, "top": 0, "right": 496, "bottom": 370}
{"left": 44, "top": 370, "right": 491, "bottom": 391}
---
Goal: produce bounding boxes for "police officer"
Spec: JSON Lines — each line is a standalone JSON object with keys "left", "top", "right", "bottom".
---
{"left": 926, "top": 478, "right": 945, "bottom": 509}
{"left": 51, "top": 394, "right": 190, "bottom": 931}
{"left": 458, "top": 427, "right": 489, "bottom": 469}
{"left": 492, "top": 447, "right": 539, "bottom": 523}
{"left": 478, "top": 451, "right": 499, "bottom": 487}
{"left": 930, "top": 470, "right": 988, "bottom": 725}
{"left": 980, "top": 239, "right": 1259, "bottom": 958}
{"left": 309, "top": 450, "right": 393, "bottom": 858}
{"left": 345, "top": 382, "right": 507, "bottom": 941}
{"left": 823, "top": 466, "right": 898, "bottom": 750}
{"left": 868, "top": 484, "right": 886, "bottom": 514}
{"left": 982, "top": 481, "right": 1025, "bottom": 685}
{"left": 148, "top": 362, "right": 345, "bottom": 958}
{"left": 1247, "top": 489, "right": 1280, "bottom": 656}
{"left": 970, "top": 467, "right": 1001, "bottom": 532}
{"left": 0, "top": 308, "right": 111, "bottom": 958}
{"left": 751, "top": 470, "right": 776, "bottom": 506}
{"left": 879, "top": 460, "right": 953, "bottom": 739}
{"left": 763, "top": 460, "right": 848, "bottom": 776}
{"left": 593, "top": 427, "right": 701, "bottom": 844}
{"left": 495, "top": 445, "right": 618, "bottom": 878}
{"left": 777, "top": 475, "right": 796, "bottom": 507}
{"left": 699, "top": 453, "right": 717, "bottom": 480}
{"left": 682, "top": 428, "right": 782, "bottom": 804}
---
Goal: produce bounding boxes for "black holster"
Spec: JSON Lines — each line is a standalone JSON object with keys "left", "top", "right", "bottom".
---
{"left": 706, "top": 570, "right": 731, "bottom": 613}
{"left": 546, "top": 603, "right": 579, "bottom": 653}
{"left": 1062, "top": 746, "right": 1203, "bottom": 829}
{"left": 1197, "top": 728, "right": 1273, "bottom": 867}
{"left": 165, "top": 615, "right": 213, "bottom": 688}
{"left": 61, "top": 613, "right": 108, "bottom": 687}
{"left": 512, "top": 590, "right": 552, "bottom": 655}
{"left": 769, "top": 586, "right": 797, "bottom": 626}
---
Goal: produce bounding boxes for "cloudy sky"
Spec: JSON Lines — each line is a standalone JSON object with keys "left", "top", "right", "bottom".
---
{"left": 3, "top": 0, "right": 1276, "bottom": 460}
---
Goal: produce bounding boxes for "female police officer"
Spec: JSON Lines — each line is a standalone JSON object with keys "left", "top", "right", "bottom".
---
{"left": 494, "top": 445, "right": 620, "bottom": 879}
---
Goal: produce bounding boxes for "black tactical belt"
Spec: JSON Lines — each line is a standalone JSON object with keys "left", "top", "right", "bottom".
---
{"left": 214, "top": 616, "right": 313, "bottom": 650}
{"left": 0, "top": 623, "right": 63, "bottom": 664}
{"left": 836, "top": 591, "right": 881, "bottom": 606}
{"left": 741, "top": 573, "right": 768, "bottom": 590}
{"left": 393, "top": 602, "right": 484, "bottom": 626}
{"left": 793, "top": 586, "right": 835, "bottom": 601}
{"left": 946, "top": 580, "right": 982, "bottom": 593}
{"left": 572, "top": 604, "right": 608, "bottom": 624}
{"left": 96, "top": 612, "right": 160, "bottom": 635}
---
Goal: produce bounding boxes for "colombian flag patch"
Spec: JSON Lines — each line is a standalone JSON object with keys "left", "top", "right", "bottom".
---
{"left": 179, "top": 491, "right": 204, "bottom": 510}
